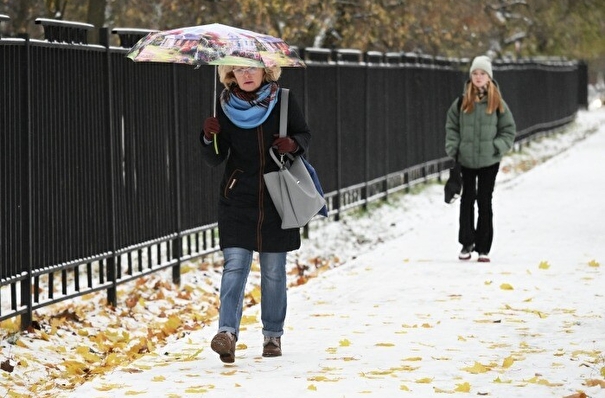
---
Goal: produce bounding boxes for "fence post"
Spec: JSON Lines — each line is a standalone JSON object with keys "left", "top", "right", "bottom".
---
{"left": 385, "top": 52, "right": 401, "bottom": 198}
{"left": 364, "top": 51, "right": 383, "bottom": 210}
{"left": 171, "top": 65, "right": 182, "bottom": 286}
{"left": 18, "top": 33, "right": 33, "bottom": 330}
{"left": 99, "top": 27, "right": 118, "bottom": 306}
{"left": 334, "top": 50, "right": 343, "bottom": 221}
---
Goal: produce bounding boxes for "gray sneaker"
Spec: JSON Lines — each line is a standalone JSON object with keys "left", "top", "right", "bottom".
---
{"left": 262, "top": 336, "right": 282, "bottom": 357}
{"left": 211, "top": 331, "right": 236, "bottom": 363}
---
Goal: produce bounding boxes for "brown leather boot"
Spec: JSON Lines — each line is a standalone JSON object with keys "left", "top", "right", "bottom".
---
{"left": 211, "top": 331, "right": 236, "bottom": 363}
{"left": 262, "top": 336, "right": 282, "bottom": 357}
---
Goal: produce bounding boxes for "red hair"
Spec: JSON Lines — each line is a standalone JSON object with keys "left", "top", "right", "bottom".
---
{"left": 461, "top": 80, "right": 505, "bottom": 115}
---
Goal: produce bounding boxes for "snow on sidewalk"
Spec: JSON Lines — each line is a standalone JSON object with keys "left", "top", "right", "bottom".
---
{"left": 69, "top": 112, "right": 605, "bottom": 398}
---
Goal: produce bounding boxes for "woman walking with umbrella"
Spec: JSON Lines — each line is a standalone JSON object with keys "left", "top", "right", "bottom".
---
{"left": 199, "top": 64, "right": 311, "bottom": 363}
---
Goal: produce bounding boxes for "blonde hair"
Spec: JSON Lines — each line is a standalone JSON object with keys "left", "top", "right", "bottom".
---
{"left": 461, "top": 79, "right": 505, "bottom": 115}
{"left": 217, "top": 65, "right": 282, "bottom": 88}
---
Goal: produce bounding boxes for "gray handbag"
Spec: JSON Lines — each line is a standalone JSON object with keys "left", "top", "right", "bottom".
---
{"left": 263, "top": 88, "right": 326, "bottom": 229}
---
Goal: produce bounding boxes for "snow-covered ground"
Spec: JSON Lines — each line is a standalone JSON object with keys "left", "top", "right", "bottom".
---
{"left": 2, "top": 108, "right": 604, "bottom": 398}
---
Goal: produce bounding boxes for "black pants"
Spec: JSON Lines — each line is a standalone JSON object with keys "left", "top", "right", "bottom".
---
{"left": 459, "top": 163, "right": 500, "bottom": 254}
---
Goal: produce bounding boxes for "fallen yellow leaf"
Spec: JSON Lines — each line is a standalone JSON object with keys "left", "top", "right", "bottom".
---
{"left": 95, "top": 383, "right": 129, "bottom": 391}
{"left": 502, "top": 356, "right": 515, "bottom": 368}
{"left": 455, "top": 382, "right": 471, "bottom": 392}
{"left": 563, "top": 393, "right": 587, "bottom": 398}
{"left": 585, "top": 379, "right": 605, "bottom": 388}
{"left": 462, "top": 361, "right": 489, "bottom": 374}
{"left": 240, "top": 315, "right": 257, "bottom": 325}
{"left": 248, "top": 286, "right": 261, "bottom": 303}
{"left": 0, "top": 319, "right": 20, "bottom": 333}
{"left": 124, "top": 390, "right": 147, "bottom": 395}
{"left": 500, "top": 283, "right": 514, "bottom": 290}
{"left": 524, "top": 376, "right": 562, "bottom": 386}
{"left": 368, "top": 369, "right": 394, "bottom": 376}
{"left": 16, "top": 339, "right": 28, "bottom": 348}
{"left": 538, "top": 261, "right": 550, "bottom": 269}
{"left": 161, "top": 315, "right": 182, "bottom": 335}
{"left": 62, "top": 360, "right": 88, "bottom": 375}
{"left": 307, "top": 375, "right": 340, "bottom": 382}
{"left": 184, "top": 386, "right": 213, "bottom": 393}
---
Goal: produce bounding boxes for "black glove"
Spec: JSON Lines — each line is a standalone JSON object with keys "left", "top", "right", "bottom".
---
{"left": 203, "top": 117, "right": 220, "bottom": 141}
{"left": 272, "top": 136, "right": 299, "bottom": 154}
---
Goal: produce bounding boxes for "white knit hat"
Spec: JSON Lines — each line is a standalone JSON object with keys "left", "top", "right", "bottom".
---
{"left": 469, "top": 55, "right": 493, "bottom": 79}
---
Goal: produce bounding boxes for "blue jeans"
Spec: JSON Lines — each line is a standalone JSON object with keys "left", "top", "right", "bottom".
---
{"left": 217, "top": 247, "right": 287, "bottom": 340}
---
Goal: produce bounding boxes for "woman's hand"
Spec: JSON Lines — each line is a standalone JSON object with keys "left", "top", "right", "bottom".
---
{"left": 203, "top": 117, "right": 220, "bottom": 141}
{"left": 272, "top": 136, "right": 299, "bottom": 154}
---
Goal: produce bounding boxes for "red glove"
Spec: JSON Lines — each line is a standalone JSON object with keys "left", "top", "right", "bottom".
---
{"left": 203, "top": 117, "right": 220, "bottom": 141}
{"left": 272, "top": 136, "right": 299, "bottom": 154}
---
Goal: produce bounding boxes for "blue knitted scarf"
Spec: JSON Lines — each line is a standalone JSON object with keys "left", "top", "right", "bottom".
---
{"left": 220, "top": 82, "right": 279, "bottom": 129}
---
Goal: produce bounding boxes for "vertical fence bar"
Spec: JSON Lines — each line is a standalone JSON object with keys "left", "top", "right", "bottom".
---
{"left": 19, "top": 33, "right": 33, "bottom": 329}
{"left": 100, "top": 28, "right": 118, "bottom": 306}
{"left": 301, "top": 53, "right": 311, "bottom": 238}
{"left": 334, "top": 51, "right": 342, "bottom": 221}
{"left": 171, "top": 64, "right": 182, "bottom": 285}
{"left": 363, "top": 54, "right": 372, "bottom": 211}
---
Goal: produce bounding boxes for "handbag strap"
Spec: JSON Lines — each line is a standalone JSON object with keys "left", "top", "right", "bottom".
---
{"left": 279, "top": 88, "right": 289, "bottom": 138}
{"left": 268, "top": 88, "right": 290, "bottom": 168}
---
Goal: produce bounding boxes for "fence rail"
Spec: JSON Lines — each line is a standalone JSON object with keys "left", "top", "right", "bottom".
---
{"left": 0, "top": 18, "right": 585, "bottom": 329}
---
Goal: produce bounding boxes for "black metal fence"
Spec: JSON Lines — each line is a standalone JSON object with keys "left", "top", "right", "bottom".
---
{"left": 0, "top": 18, "right": 583, "bottom": 329}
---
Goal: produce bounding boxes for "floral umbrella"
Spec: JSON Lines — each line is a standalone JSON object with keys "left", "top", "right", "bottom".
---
{"left": 126, "top": 23, "right": 305, "bottom": 152}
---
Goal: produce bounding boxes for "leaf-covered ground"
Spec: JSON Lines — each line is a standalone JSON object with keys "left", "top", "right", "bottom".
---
{"left": 1, "top": 109, "right": 604, "bottom": 398}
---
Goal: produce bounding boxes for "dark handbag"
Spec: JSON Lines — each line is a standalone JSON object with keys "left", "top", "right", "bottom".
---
{"left": 444, "top": 161, "right": 462, "bottom": 204}
{"left": 301, "top": 157, "right": 328, "bottom": 217}
{"left": 263, "top": 88, "right": 327, "bottom": 228}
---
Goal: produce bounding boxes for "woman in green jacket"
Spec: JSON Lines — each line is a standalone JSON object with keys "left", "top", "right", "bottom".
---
{"left": 445, "top": 56, "right": 516, "bottom": 262}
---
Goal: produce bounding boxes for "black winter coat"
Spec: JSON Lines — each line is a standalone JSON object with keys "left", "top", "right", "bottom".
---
{"left": 199, "top": 88, "right": 312, "bottom": 252}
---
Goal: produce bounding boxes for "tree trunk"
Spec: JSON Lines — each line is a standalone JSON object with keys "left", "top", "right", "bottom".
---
{"left": 87, "top": 0, "right": 107, "bottom": 44}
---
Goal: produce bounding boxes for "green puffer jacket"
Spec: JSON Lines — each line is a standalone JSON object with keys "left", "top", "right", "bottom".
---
{"left": 445, "top": 82, "right": 516, "bottom": 169}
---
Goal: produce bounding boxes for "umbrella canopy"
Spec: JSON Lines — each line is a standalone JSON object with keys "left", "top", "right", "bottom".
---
{"left": 126, "top": 23, "right": 305, "bottom": 68}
